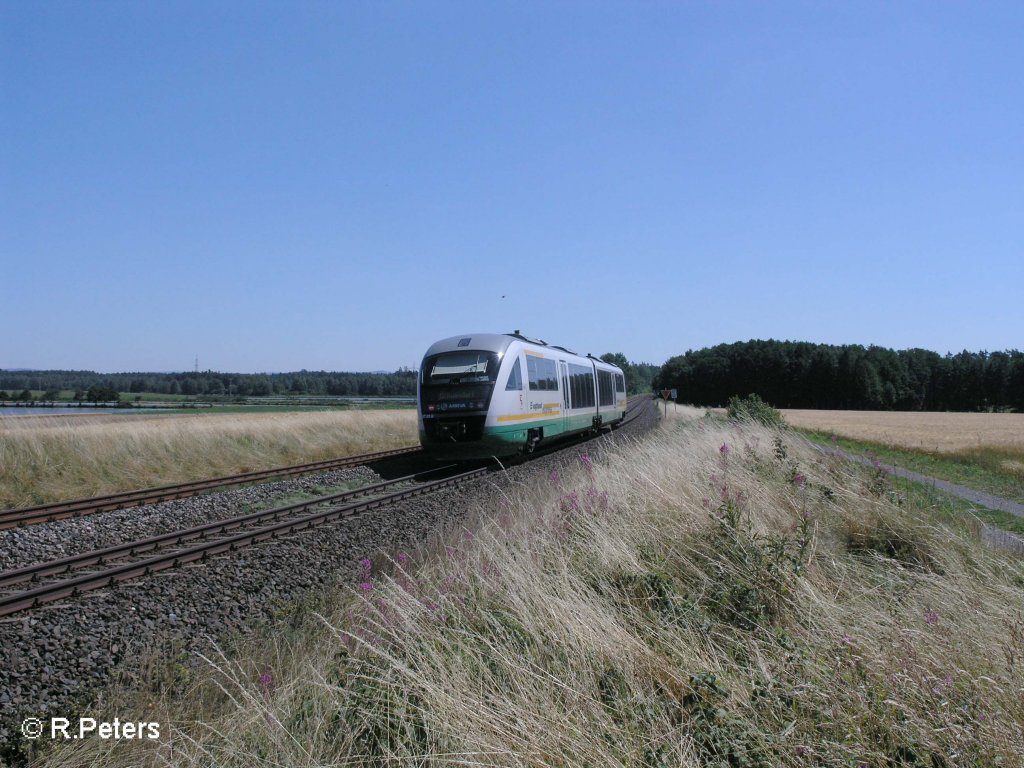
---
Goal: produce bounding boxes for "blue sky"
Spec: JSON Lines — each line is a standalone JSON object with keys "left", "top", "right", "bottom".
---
{"left": 2, "top": 1, "right": 1021, "bottom": 373}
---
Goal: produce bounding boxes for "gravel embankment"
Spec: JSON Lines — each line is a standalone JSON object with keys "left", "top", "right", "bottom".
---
{"left": 0, "top": 466, "right": 380, "bottom": 572}
{"left": 0, "top": 402, "right": 659, "bottom": 748}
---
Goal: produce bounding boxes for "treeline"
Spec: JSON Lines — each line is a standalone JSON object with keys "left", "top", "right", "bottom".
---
{"left": 653, "top": 340, "right": 1024, "bottom": 411}
{"left": 1, "top": 356, "right": 660, "bottom": 401}
{"left": 599, "top": 354, "right": 659, "bottom": 395}
{"left": 0, "top": 370, "right": 419, "bottom": 398}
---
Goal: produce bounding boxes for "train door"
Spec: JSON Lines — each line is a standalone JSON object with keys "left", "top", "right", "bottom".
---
{"left": 559, "top": 361, "right": 570, "bottom": 435}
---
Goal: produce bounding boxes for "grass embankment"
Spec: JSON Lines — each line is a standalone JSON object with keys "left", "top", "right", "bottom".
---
{"left": 38, "top": 411, "right": 1024, "bottom": 767}
{"left": 798, "top": 430, "right": 1023, "bottom": 500}
{"left": 0, "top": 410, "right": 418, "bottom": 508}
{"left": 797, "top": 432, "right": 1024, "bottom": 537}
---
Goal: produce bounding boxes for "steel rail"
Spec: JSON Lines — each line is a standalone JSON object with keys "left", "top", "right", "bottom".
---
{"left": 617, "top": 396, "right": 651, "bottom": 428}
{"left": 0, "top": 446, "right": 423, "bottom": 530}
{"left": 0, "top": 465, "right": 457, "bottom": 591}
{"left": 0, "top": 465, "right": 489, "bottom": 617}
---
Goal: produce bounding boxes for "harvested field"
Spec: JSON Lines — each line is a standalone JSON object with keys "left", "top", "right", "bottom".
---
{"left": 781, "top": 409, "right": 1024, "bottom": 454}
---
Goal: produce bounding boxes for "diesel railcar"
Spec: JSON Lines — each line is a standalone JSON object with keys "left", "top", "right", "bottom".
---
{"left": 418, "top": 331, "right": 627, "bottom": 459}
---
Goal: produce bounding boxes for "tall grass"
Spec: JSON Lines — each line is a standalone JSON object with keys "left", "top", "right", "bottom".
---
{"left": 0, "top": 411, "right": 418, "bottom": 508}
{"left": 36, "top": 414, "right": 1024, "bottom": 767}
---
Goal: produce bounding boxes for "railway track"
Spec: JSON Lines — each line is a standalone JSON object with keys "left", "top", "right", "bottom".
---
{"left": 0, "top": 463, "right": 487, "bottom": 618}
{"left": 0, "top": 397, "right": 655, "bottom": 618}
{"left": 0, "top": 446, "right": 423, "bottom": 530}
{"left": 619, "top": 395, "right": 652, "bottom": 429}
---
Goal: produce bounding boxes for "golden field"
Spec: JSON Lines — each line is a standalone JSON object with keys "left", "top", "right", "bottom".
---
{"left": 781, "top": 409, "right": 1024, "bottom": 454}
{"left": 0, "top": 410, "right": 418, "bottom": 508}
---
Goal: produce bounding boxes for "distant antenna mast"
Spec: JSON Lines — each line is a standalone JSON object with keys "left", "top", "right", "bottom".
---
{"left": 194, "top": 355, "right": 199, "bottom": 373}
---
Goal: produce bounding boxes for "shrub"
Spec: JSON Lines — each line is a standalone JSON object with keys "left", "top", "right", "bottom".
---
{"left": 727, "top": 393, "right": 785, "bottom": 427}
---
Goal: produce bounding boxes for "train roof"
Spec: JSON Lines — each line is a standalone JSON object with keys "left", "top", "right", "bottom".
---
{"left": 422, "top": 332, "right": 623, "bottom": 373}
{"left": 422, "top": 334, "right": 517, "bottom": 358}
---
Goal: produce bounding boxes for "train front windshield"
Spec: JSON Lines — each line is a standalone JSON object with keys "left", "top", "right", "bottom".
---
{"left": 422, "top": 351, "right": 500, "bottom": 385}
{"left": 420, "top": 351, "right": 500, "bottom": 413}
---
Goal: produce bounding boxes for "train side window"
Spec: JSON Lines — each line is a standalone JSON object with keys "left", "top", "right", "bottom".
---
{"left": 598, "top": 370, "right": 614, "bottom": 406}
{"left": 543, "top": 358, "right": 558, "bottom": 390}
{"left": 527, "top": 356, "right": 558, "bottom": 391}
{"left": 505, "top": 358, "right": 523, "bottom": 391}
{"left": 615, "top": 373, "right": 625, "bottom": 393}
{"left": 568, "top": 363, "right": 595, "bottom": 408}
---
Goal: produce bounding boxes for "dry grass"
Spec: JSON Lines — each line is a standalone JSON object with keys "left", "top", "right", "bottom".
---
{"left": 32, "top": 413, "right": 1024, "bottom": 767}
{"left": 781, "top": 409, "right": 1024, "bottom": 455}
{"left": 0, "top": 410, "right": 418, "bottom": 508}
{"left": 657, "top": 401, "right": 707, "bottom": 422}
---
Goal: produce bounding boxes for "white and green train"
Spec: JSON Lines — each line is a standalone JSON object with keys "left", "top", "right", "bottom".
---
{"left": 418, "top": 331, "right": 627, "bottom": 459}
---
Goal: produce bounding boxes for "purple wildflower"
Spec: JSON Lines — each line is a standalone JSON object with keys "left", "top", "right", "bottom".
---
{"left": 720, "top": 443, "right": 730, "bottom": 457}
{"left": 560, "top": 491, "right": 580, "bottom": 513}
{"left": 259, "top": 672, "right": 273, "bottom": 687}
{"left": 580, "top": 453, "right": 593, "bottom": 472}
{"left": 397, "top": 550, "right": 409, "bottom": 564}
{"left": 925, "top": 608, "right": 939, "bottom": 626}
{"left": 702, "top": 496, "right": 711, "bottom": 509}
{"left": 359, "top": 581, "right": 373, "bottom": 592}
{"left": 359, "top": 558, "right": 372, "bottom": 573}
{"left": 793, "top": 472, "right": 806, "bottom": 487}
{"left": 841, "top": 633, "right": 854, "bottom": 646}
{"left": 549, "top": 469, "right": 560, "bottom": 486}
{"left": 463, "top": 529, "right": 474, "bottom": 541}
{"left": 582, "top": 485, "right": 609, "bottom": 510}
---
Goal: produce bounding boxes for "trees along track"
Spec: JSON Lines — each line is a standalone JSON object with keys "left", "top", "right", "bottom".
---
{"left": 0, "top": 446, "right": 424, "bottom": 530}
{"left": 0, "top": 396, "right": 654, "bottom": 618}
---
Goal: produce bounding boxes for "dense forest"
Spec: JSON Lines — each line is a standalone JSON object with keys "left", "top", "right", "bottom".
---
{"left": 653, "top": 340, "right": 1024, "bottom": 412}
{"left": 0, "top": 370, "right": 419, "bottom": 399}
{"left": 0, "top": 354, "right": 658, "bottom": 401}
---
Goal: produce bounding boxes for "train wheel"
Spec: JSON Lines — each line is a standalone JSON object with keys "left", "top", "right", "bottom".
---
{"left": 525, "top": 428, "right": 542, "bottom": 454}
